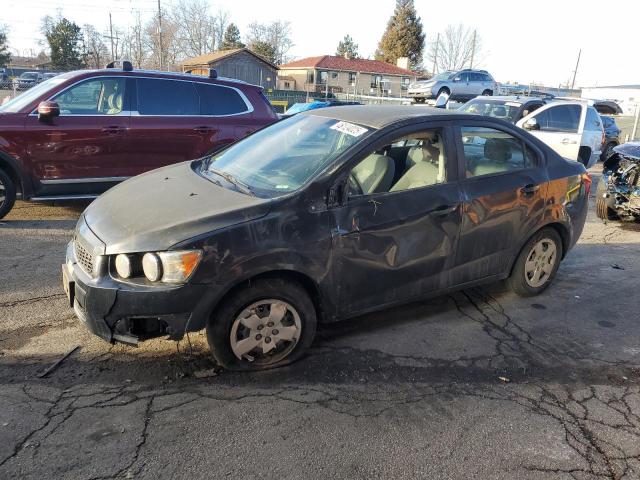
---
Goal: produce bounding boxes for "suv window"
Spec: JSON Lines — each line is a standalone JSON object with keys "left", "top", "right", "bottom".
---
{"left": 585, "top": 107, "right": 602, "bottom": 132}
{"left": 52, "top": 77, "right": 126, "bottom": 115}
{"left": 196, "top": 83, "right": 249, "bottom": 116}
{"left": 460, "top": 127, "right": 533, "bottom": 178}
{"left": 533, "top": 105, "right": 581, "bottom": 133}
{"left": 349, "top": 128, "right": 447, "bottom": 196}
{"left": 137, "top": 78, "right": 199, "bottom": 115}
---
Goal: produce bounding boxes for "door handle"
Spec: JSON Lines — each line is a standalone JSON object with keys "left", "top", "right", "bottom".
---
{"left": 561, "top": 138, "right": 577, "bottom": 145}
{"left": 429, "top": 204, "right": 457, "bottom": 216}
{"left": 101, "top": 126, "right": 125, "bottom": 134}
{"left": 520, "top": 184, "right": 540, "bottom": 196}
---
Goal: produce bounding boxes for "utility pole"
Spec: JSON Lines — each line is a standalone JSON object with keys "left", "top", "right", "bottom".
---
{"left": 157, "top": 0, "right": 163, "bottom": 70}
{"left": 432, "top": 32, "right": 440, "bottom": 75}
{"left": 570, "top": 49, "right": 581, "bottom": 90}
{"left": 469, "top": 30, "right": 477, "bottom": 69}
{"left": 109, "top": 13, "right": 114, "bottom": 61}
{"left": 632, "top": 105, "right": 640, "bottom": 141}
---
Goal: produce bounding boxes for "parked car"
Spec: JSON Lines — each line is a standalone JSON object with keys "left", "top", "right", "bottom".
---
{"left": 600, "top": 116, "right": 621, "bottom": 161}
{"left": 284, "top": 99, "right": 361, "bottom": 117}
{"left": 408, "top": 69, "right": 497, "bottom": 103}
{"left": 43, "top": 72, "right": 60, "bottom": 81}
{"left": 0, "top": 62, "right": 279, "bottom": 219}
{"left": 15, "top": 71, "right": 44, "bottom": 90}
{"left": 515, "top": 100, "right": 604, "bottom": 168}
{"left": 459, "top": 95, "right": 547, "bottom": 123}
{"left": 62, "top": 105, "right": 590, "bottom": 370}
{"left": 0, "top": 68, "right": 10, "bottom": 89}
{"left": 596, "top": 142, "right": 640, "bottom": 221}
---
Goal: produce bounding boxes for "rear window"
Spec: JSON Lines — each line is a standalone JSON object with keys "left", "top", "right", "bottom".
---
{"left": 534, "top": 105, "right": 581, "bottom": 133}
{"left": 195, "top": 83, "right": 249, "bottom": 115}
{"left": 136, "top": 78, "right": 199, "bottom": 115}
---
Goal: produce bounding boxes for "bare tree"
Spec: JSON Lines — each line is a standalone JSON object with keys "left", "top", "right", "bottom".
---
{"left": 83, "top": 24, "right": 108, "bottom": 68}
{"left": 144, "top": 15, "right": 180, "bottom": 70}
{"left": 171, "top": 0, "right": 216, "bottom": 58}
{"left": 246, "top": 20, "right": 293, "bottom": 65}
{"left": 212, "top": 9, "right": 230, "bottom": 50}
{"left": 426, "top": 24, "right": 483, "bottom": 73}
{"left": 128, "top": 13, "right": 147, "bottom": 68}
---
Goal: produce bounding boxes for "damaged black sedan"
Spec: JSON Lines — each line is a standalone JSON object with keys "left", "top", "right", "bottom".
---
{"left": 63, "top": 106, "right": 590, "bottom": 370}
{"left": 596, "top": 142, "right": 640, "bottom": 222}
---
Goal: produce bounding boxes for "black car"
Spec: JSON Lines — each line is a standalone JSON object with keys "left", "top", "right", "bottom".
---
{"left": 600, "top": 116, "right": 621, "bottom": 161}
{"left": 62, "top": 106, "right": 590, "bottom": 370}
{"left": 459, "top": 95, "right": 547, "bottom": 123}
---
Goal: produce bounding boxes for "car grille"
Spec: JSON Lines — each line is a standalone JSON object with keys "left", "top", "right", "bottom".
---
{"left": 75, "top": 240, "right": 94, "bottom": 276}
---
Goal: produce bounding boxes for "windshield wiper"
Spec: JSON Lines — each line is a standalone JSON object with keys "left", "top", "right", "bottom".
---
{"left": 207, "top": 167, "right": 255, "bottom": 196}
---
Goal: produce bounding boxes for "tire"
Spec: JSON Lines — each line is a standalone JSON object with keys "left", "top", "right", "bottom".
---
{"left": 0, "top": 169, "right": 16, "bottom": 220}
{"left": 206, "top": 278, "right": 317, "bottom": 371}
{"left": 508, "top": 227, "right": 563, "bottom": 297}
{"left": 595, "top": 177, "right": 617, "bottom": 221}
{"left": 437, "top": 87, "right": 450, "bottom": 98}
{"left": 482, "top": 89, "right": 493, "bottom": 96}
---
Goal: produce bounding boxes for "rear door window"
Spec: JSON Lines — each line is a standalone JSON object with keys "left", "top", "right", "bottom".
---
{"left": 533, "top": 105, "right": 581, "bottom": 133}
{"left": 195, "top": 83, "right": 249, "bottom": 116}
{"left": 136, "top": 78, "right": 199, "bottom": 115}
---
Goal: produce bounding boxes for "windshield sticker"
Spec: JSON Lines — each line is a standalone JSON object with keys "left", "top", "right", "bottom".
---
{"left": 330, "top": 121, "right": 368, "bottom": 137}
{"left": 505, "top": 102, "right": 521, "bottom": 107}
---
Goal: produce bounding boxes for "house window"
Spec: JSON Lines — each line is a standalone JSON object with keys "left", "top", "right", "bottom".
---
{"left": 319, "top": 71, "right": 328, "bottom": 84}
{"left": 401, "top": 77, "right": 410, "bottom": 90}
{"left": 284, "top": 81, "right": 290, "bottom": 89}
{"left": 349, "top": 72, "right": 357, "bottom": 86}
{"left": 307, "top": 71, "right": 314, "bottom": 84}
{"left": 371, "top": 75, "right": 382, "bottom": 89}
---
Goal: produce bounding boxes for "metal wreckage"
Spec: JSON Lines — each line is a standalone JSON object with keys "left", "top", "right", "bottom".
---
{"left": 597, "top": 142, "right": 640, "bottom": 221}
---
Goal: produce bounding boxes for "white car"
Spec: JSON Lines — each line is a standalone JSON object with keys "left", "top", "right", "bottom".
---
{"left": 516, "top": 100, "right": 604, "bottom": 168}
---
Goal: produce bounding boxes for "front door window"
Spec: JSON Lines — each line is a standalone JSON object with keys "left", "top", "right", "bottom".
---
{"left": 52, "top": 78, "right": 126, "bottom": 115}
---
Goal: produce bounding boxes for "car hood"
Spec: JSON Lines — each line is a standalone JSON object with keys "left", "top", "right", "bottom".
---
{"left": 84, "top": 161, "right": 272, "bottom": 254}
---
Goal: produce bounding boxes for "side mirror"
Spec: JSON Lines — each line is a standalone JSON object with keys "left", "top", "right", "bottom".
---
{"left": 523, "top": 118, "right": 539, "bottom": 131}
{"left": 37, "top": 101, "right": 60, "bottom": 122}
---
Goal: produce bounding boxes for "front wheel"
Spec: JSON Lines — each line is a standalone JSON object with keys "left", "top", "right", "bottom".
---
{"left": 508, "top": 228, "right": 563, "bottom": 297}
{"left": 206, "top": 278, "right": 317, "bottom": 371}
{"left": 0, "top": 169, "right": 16, "bottom": 220}
{"left": 482, "top": 89, "right": 493, "bottom": 96}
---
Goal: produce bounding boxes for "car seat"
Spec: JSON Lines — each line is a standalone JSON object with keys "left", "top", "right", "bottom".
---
{"left": 351, "top": 154, "right": 395, "bottom": 194}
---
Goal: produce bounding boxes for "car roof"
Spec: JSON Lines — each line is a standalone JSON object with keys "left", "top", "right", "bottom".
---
{"left": 303, "top": 105, "right": 466, "bottom": 129}
{"left": 472, "top": 95, "right": 545, "bottom": 104}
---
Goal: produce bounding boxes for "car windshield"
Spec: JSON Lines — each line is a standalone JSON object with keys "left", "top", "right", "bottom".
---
{"left": 21, "top": 73, "right": 38, "bottom": 79}
{"left": 460, "top": 99, "right": 521, "bottom": 122}
{"left": 203, "top": 114, "right": 371, "bottom": 197}
{"left": 0, "top": 77, "right": 67, "bottom": 113}
{"left": 430, "top": 71, "right": 454, "bottom": 81}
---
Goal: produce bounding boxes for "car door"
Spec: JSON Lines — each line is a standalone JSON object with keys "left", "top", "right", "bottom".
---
{"left": 330, "top": 123, "right": 463, "bottom": 316}
{"left": 127, "top": 77, "right": 216, "bottom": 175}
{"left": 451, "top": 122, "right": 548, "bottom": 284}
{"left": 582, "top": 107, "right": 604, "bottom": 167}
{"left": 454, "top": 72, "right": 472, "bottom": 97}
{"left": 23, "top": 76, "right": 131, "bottom": 187}
{"left": 517, "top": 103, "right": 582, "bottom": 160}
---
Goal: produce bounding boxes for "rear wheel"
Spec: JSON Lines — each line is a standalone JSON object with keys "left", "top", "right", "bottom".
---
{"left": 0, "top": 169, "right": 16, "bottom": 220}
{"left": 206, "top": 278, "right": 317, "bottom": 371}
{"left": 595, "top": 177, "right": 617, "bottom": 221}
{"left": 482, "top": 89, "right": 493, "bottom": 96}
{"left": 508, "top": 228, "right": 563, "bottom": 297}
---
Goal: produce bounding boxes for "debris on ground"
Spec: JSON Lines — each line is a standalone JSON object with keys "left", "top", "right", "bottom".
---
{"left": 193, "top": 368, "right": 218, "bottom": 379}
{"left": 37, "top": 345, "right": 81, "bottom": 378}
{"left": 611, "top": 264, "right": 625, "bottom": 270}
{"left": 498, "top": 376, "right": 510, "bottom": 383}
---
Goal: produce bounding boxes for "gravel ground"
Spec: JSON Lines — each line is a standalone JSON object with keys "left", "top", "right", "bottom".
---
{"left": 1, "top": 167, "right": 639, "bottom": 479}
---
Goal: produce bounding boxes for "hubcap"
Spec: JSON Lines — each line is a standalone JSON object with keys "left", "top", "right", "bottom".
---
{"left": 524, "top": 239, "right": 557, "bottom": 288}
{"left": 230, "top": 299, "right": 301, "bottom": 365}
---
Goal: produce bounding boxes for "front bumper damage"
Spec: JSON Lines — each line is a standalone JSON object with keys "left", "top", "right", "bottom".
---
{"left": 63, "top": 240, "right": 210, "bottom": 345}
{"left": 599, "top": 143, "right": 640, "bottom": 221}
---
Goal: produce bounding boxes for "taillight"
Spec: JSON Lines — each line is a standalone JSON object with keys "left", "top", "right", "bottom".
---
{"left": 581, "top": 172, "right": 592, "bottom": 194}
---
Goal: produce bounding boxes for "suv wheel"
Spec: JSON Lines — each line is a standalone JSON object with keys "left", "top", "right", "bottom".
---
{"left": 482, "top": 89, "right": 493, "bottom": 96}
{"left": 595, "top": 177, "right": 617, "bottom": 221}
{"left": 437, "top": 87, "right": 450, "bottom": 98}
{"left": 0, "top": 169, "right": 16, "bottom": 220}
{"left": 206, "top": 278, "right": 317, "bottom": 371}
{"left": 508, "top": 228, "right": 563, "bottom": 297}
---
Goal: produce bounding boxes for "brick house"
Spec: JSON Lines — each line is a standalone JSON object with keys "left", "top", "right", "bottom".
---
{"left": 181, "top": 48, "right": 278, "bottom": 90}
{"left": 277, "top": 56, "right": 417, "bottom": 97}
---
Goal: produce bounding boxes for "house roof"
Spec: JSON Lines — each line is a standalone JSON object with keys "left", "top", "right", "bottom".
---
{"left": 279, "top": 55, "right": 415, "bottom": 76}
{"left": 181, "top": 48, "right": 278, "bottom": 70}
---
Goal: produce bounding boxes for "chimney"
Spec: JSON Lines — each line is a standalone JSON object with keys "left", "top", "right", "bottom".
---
{"left": 396, "top": 57, "right": 409, "bottom": 70}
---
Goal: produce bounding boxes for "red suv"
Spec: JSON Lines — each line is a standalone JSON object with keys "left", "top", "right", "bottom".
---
{"left": 0, "top": 62, "right": 278, "bottom": 218}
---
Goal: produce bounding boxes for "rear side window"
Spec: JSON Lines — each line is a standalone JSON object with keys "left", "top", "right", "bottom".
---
{"left": 136, "top": 78, "right": 199, "bottom": 115}
{"left": 195, "top": 83, "right": 249, "bottom": 116}
{"left": 533, "top": 105, "right": 581, "bottom": 133}
{"left": 585, "top": 108, "right": 602, "bottom": 132}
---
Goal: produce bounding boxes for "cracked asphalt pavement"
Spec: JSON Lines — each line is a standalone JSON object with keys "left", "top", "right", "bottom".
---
{"left": 1, "top": 168, "right": 639, "bottom": 479}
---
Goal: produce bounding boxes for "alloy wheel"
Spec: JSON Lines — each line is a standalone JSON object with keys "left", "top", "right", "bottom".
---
{"left": 524, "top": 239, "right": 557, "bottom": 288}
{"left": 230, "top": 299, "right": 302, "bottom": 365}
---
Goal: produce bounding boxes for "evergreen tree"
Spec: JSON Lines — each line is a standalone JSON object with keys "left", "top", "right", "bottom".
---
{"left": 248, "top": 41, "right": 276, "bottom": 65}
{"left": 43, "top": 17, "right": 84, "bottom": 70}
{"left": 220, "top": 23, "right": 244, "bottom": 50}
{"left": 336, "top": 34, "right": 359, "bottom": 59}
{"left": 0, "top": 29, "right": 10, "bottom": 67}
{"left": 375, "top": 0, "right": 425, "bottom": 68}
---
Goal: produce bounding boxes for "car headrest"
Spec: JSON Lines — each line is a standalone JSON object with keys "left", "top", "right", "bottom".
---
{"left": 484, "top": 138, "right": 512, "bottom": 163}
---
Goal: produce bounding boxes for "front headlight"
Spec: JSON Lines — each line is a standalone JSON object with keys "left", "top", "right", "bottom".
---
{"left": 156, "top": 250, "right": 202, "bottom": 283}
{"left": 114, "top": 250, "right": 202, "bottom": 284}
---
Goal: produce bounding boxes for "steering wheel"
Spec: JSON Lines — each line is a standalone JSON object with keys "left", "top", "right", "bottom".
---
{"left": 348, "top": 172, "right": 364, "bottom": 196}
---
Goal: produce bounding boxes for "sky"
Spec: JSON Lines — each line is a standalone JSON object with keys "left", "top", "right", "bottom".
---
{"left": 3, "top": 0, "right": 640, "bottom": 87}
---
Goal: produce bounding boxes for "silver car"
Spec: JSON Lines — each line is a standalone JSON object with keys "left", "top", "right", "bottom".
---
{"left": 408, "top": 69, "right": 497, "bottom": 103}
